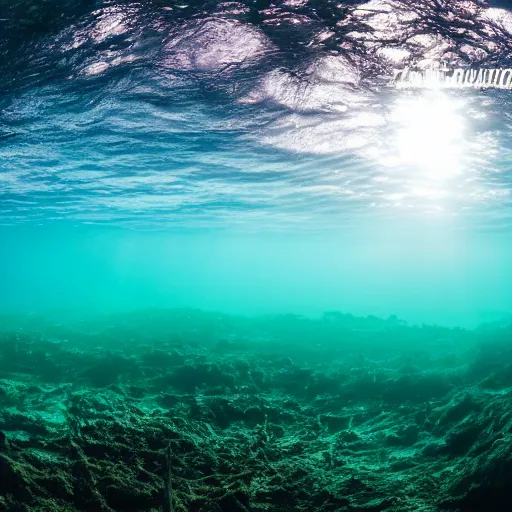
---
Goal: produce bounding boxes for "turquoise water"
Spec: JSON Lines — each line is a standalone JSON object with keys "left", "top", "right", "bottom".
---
{"left": 2, "top": 221, "right": 512, "bottom": 326}
{"left": 3, "top": 2, "right": 512, "bottom": 511}
{"left": 1, "top": 2, "right": 512, "bottom": 327}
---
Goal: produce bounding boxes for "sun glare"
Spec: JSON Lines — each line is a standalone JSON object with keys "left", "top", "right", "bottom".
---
{"left": 385, "top": 92, "right": 466, "bottom": 180}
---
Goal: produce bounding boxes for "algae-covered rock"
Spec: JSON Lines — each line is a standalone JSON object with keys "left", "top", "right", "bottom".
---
{"left": 0, "top": 310, "right": 510, "bottom": 511}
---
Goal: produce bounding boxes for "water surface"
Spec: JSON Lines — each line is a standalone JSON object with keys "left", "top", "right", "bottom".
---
{"left": 1, "top": 0, "right": 512, "bottom": 324}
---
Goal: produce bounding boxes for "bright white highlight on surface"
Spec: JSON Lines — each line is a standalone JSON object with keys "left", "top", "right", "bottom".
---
{"left": 384, "top": 92, "right": 466, "bottom": 180}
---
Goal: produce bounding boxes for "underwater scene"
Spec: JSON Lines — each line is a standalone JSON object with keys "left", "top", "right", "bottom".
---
{"left": 2, "top": 0, "right": 512, "bottom": 510}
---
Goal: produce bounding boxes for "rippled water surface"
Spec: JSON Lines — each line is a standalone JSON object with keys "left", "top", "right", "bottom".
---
{"left": 1, "top": 0, "right": 511, "bottom": 228}
{"left": 1, "top": 0, "right": 512, "bottom": 324}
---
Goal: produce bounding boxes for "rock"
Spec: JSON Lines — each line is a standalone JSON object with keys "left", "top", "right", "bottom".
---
{"left": 0, "top": 431, "right": 8, "bottom": 452}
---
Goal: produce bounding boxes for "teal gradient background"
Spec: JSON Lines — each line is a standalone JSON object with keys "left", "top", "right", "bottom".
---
{"left": 2, "top": 221, "right": 510, "bottom": 327}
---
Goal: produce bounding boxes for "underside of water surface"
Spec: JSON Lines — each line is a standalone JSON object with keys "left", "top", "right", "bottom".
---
{"left": 1, "top": 0, "right": 512, "bottom": 510}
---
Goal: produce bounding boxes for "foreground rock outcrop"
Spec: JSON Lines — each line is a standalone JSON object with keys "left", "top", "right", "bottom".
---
{"left": 0, "top": 310, "right": 511, "bottom": 511}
